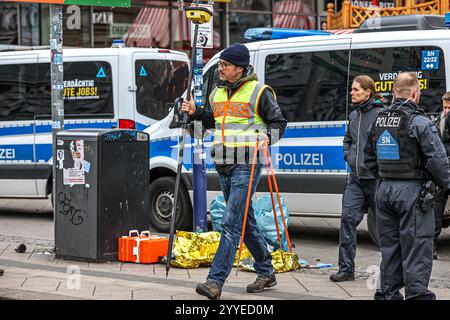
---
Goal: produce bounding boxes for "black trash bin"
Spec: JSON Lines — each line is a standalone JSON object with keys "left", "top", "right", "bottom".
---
{"left": 55, "top": 129, "right": 150, "bottom": 262}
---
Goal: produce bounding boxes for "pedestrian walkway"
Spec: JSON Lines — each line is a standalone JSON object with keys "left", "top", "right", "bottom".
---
{"left": 1, "top": 198, "right": 450, "bottom": 300}
{"left": 0, "top": 240, "right": 382, "bottom": 300}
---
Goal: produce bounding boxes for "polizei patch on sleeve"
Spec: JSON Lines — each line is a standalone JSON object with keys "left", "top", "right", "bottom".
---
{"left": 376, "top": 130, "right": 400, "bottom": 160}
{"left": 375, "top": 116, "right": 401, "bottom": 128}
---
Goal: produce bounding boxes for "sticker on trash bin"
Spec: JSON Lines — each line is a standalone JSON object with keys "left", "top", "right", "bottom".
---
{"left": 63, "top": 168, "right": 85, "bottom": 185}
{"left": 57, "top": 150, "right": 64, "bottom": 161}
{"left": 57, "top": 150, "right": 64, "bottom": 169}
{"left": 83, "top": 160, "right": 91, "bottom": 173}
{"left": 63, "top": 139, "right": 85, "bottom": 185}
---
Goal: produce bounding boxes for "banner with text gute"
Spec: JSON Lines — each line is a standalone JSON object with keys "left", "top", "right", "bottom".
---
{"left": 0, "top": 0, "right": 131, "bottom": 7}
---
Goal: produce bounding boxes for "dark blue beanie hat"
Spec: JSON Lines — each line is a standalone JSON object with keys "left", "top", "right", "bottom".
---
{"left": 220, "top": 43, "right": 250, "bottom": 68}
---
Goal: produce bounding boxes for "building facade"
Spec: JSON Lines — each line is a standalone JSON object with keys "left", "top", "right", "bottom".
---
{"left": 0, "top": 0, "right": 328, "bottom": 60}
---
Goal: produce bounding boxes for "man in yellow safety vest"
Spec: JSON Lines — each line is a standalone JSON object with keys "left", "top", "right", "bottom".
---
{"left": 182, "top": 43, "right": 287, "bottom": 300}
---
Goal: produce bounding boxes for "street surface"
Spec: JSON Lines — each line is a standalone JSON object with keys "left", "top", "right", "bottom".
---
{"left": 1, "top": 198, "right": 450, "bottom": 300}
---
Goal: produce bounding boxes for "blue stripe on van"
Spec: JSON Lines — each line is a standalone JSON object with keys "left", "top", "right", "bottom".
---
{"left": 274, "top": 145, "right": 345, "bottom": 171}
{"left": 150, "top": 125, "right": 347, "bottom": 172}
{"left": 36, "top": 144, "right": 52, "bottom": 162}
{"left": 35, "top": 121, "right": 117, "bottom": 134}
{"left": 0, "top": 125, "right": 34, "bottom": 136}
{"left": 0, "top": 144, "right": 34, "bottom": 161}
{"left": 150, "top": 138, "right": 178, "bottom": 159}
{"left": 136, "top": 122, "right": 147, "bottom": 131}
{"left": 283, "top": 125, "right": 345, "bottom": 138}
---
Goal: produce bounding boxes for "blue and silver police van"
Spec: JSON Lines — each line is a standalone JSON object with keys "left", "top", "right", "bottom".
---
{"left": 0, "top": 47, "right": 189, "bottom": 201}
{"left": 146, "top": 15, "right": 450, "bottom": 244}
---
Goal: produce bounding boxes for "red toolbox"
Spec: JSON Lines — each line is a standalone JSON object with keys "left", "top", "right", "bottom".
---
{"left": 118, "top": 230, "right": 150, "bottom": 263}
{"left": 139, "top": 236, "right": 170, "bottom": 264}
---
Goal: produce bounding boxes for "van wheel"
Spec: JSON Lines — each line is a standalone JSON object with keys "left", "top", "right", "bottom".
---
{"left": 149, "top": 176, "right": 193, "bottom": 232}
{"left": 367, "top": 208, "right": 379, "bottom": 248}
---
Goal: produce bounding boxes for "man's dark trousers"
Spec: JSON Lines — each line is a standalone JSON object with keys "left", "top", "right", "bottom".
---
{"left": 338, "top": 172, "right": 377, "bottom": 273}
{"left": 376, "top": 180, "right": 435, "bottom": 300}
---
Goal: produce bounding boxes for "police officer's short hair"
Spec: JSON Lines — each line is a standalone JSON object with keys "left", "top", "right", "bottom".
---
{"left": 442, "top": 92, "right": 450, "bottom": 101}
{"left": 393, "top": 72, "right": 420, "bottom": 97}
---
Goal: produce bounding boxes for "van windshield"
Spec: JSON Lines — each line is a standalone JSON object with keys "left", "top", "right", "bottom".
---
{"left": 135, "top": 59, "right": 189, "bottom": 120}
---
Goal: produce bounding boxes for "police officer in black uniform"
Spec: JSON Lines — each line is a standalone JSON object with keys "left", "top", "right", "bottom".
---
{"left": 432, "top": 92, "right": 450, "bottom": 259}
{"left": 330, "top": 75, "right": 385, "bottom": 282}
{"left": 365, "top": 72, "right": 450, "bottom": 300}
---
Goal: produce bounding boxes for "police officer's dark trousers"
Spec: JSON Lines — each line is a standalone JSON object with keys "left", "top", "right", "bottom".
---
{"left": 338, "top": 173, "right": 376, "bottom": 273}
{"left": 376, "top": 180, "right": 435, "bottom": 300}
{"left": 433, "top": 193, "right": 446, "bottom": 250}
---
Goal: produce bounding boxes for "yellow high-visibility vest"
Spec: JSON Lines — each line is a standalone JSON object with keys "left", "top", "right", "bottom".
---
{"left": 210, "top": 80, "right": 271, "bottom": 148}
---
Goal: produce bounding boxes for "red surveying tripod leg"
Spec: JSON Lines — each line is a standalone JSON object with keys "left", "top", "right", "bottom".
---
{"left": 235, "top": 138, "right": 260, "bottom": 276}
{"left": 264, "top": 140, "right": 297, "bottom": 271}
{"left": 262, "top": 139, "right": 287, "bottom": 269}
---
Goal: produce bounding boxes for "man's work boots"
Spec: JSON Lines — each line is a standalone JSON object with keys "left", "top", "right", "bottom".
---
{"left": 247, "top": 274, "right": 277, "bottom": 293}
{"left": 329, "top": 271, "right": 355, "bottom": 282}
{"left": 196, "top": 280, "right": 222, "bottom": 300}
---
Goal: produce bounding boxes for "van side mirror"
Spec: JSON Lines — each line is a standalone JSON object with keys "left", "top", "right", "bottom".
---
{"left": 169, "top": 97, "right": 184, "bottom": 129}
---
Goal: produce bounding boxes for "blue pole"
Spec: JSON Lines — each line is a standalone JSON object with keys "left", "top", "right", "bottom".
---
{"left": 192, "top": 23, "right": 208, "bottom": 232}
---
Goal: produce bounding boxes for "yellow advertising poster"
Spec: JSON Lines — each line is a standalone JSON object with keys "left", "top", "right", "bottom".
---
{"left": 63, "top": 79, "right": 99, "bottom": 101}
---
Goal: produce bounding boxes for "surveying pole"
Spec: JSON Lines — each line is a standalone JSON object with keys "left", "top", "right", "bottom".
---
{"left": 167, "top": 1, "right": 213, "bottom": 277}
{"left": 192, "top": 0, "right": 211, "bottom": 232}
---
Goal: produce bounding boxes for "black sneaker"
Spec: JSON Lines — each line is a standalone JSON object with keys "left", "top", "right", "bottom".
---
{"left": 196, "top": 280, "right": 222, "bottom": 300}
{"left": 329, "top": 271, "right": 355, "bottom": 282}
{"left": 0, "top": 269, "right": 3, "bottom": 276}
{"left": 433, "top": 251, "right": 438, "bottom": 260}
{"left": 247, "top": 274, "right": 277, "bottom": 293}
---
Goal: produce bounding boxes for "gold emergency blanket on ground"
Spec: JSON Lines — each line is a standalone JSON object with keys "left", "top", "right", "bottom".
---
{"left": 240, "top": 249, "right": 300, "bottom": 273}
{"left": 170, "top": 231, "right": 251, "bottom": 268}
{"left": 170, "top": 231, "right": 299, "bottom": 272}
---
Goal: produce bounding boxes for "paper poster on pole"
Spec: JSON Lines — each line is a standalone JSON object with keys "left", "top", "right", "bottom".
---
{"left": 190, "top": 4, "right": 214, "bottom": 49}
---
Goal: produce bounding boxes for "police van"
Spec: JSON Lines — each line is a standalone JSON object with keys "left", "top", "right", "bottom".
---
{"left": 146, "top": 14, "right": 450, "bottom": 244}
{"left": 0, "top": 46, "right": 189, "bottom": 199}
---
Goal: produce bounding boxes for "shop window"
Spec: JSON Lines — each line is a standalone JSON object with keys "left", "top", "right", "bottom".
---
{"left": 0, "top": 63, "right": 35, "bottom": 121}
{"left": 0, "top": 4, "right": 18, "bottom": 45}
{"left": 230, "top": 0, "right": 271, "bottom": 10}
{"left": 35, "top": 61, "right": 114, "bottom": 119}
{"left": 265, "top": 50, "right": 350, "bottom": 122}
{"left": 123, "top": 3, "right": 169, "bottom": 48}
{"left": 349, "top": 46, "right": 446, "bottom": 113}
{"left": 19, "top": 3, "right": 39, "bottom": 46}
{"left": 135, "top": 59, "right": 189, "bottom": 120}
{"left": 230, "top": 12, "right": 271, "bottom": 44}
{"left": 273, "top": 0, "right": 315, "bottom": 29}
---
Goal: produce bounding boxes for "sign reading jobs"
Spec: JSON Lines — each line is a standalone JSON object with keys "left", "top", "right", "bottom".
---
{"left": 63, "top": 79, "right": 99, "bottom": 101}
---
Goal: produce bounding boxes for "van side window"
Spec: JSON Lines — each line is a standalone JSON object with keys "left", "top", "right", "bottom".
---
{"left": 265, "top": 50, "right": 349, "bottom": 122}
{"left": 135, "top": 60, "right": 189, "bottom": 121}
{"left": 202, "top": 64, "right": 219, "bottom": 111}
{"left": 34, "top": 61, "right": 114, "bottom": 119}
{"left": 349, "top": 46, "right": 446, "bottom": 113}
{"left": 0, "top": 63, "right": 36, "bottom": 121}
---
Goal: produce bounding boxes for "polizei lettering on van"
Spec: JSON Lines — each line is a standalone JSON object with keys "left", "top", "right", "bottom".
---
{"left": 375, "top": 116, "right": 401, "bottom": 128}
{"left": 275, "top": 153, "right": 324, "bottom": 166}
{"left": 0, "top": 148, "right": 15, "bottom": 160}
